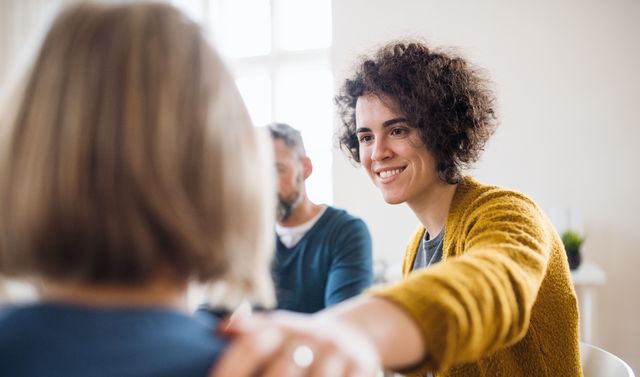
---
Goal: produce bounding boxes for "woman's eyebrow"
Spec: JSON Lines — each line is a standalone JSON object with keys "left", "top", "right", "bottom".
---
{"left": 356, "top": 117, "right": 408, "bottom": 134}
{"left": 382, "top": 117, "right": 408, "bottom": 127}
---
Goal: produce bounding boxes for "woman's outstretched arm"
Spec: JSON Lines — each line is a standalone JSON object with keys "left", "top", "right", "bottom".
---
{"left": 211, "top": 295, "right": 426, "bottom": 377}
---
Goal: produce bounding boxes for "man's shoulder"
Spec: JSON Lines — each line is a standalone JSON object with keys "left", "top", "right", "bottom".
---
{"left": 319, "top": 206, "right": 367, "bottom": 229}
{"left": 310, "top": 207, "right": 370, "bottom": 248}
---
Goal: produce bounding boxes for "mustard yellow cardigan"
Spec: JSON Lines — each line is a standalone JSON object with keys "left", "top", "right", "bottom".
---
{"left": 372, "top": 177, "right": 582, "bottom": 376}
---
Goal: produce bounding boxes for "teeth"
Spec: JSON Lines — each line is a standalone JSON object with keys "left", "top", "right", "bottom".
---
{"left": 379, "top": 169, "right": 402, "bottom": 179}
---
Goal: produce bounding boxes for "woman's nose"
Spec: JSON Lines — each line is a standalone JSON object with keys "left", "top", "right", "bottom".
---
{"left": 371, "top": 139, "right": 392, "bottom": 161}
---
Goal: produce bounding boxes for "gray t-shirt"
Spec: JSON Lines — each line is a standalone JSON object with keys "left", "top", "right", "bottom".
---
{"left": 412, "top": 227, "right": 444, "bottom": 271}
{"left": 411, "top": 227, "right": 444, "bottom": 377}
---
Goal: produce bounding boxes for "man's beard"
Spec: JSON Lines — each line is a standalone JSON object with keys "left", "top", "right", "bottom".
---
{"left": 276, "top": 190, "right": 302, "bottom": 222}
{"left": 277, "top": 172, "right": 305, "bottom": 222}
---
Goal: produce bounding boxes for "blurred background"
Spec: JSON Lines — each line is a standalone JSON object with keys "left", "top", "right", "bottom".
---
{"left": 1, "top": 0, "right": 638, "bottom": 371}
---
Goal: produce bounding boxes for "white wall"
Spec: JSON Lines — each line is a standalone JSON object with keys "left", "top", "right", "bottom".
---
{"left": 332, "top": 0, "right": 640, "bottom": 370}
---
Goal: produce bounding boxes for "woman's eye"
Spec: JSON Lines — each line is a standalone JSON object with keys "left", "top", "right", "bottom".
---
{"left": 390, "top": 127, "right": 407, "bottom": 136}
{"left": 358, "top": 134, "right": 373, "bottom": 143}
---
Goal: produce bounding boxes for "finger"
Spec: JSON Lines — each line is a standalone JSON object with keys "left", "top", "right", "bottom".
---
{"left": 217, "top": 312, "right": 268, "bottom": 336}
{"left": 262, "top": 350, "right": 304, "bottom": 377}
{"left": 344, "top": 360, "right": 380, "bottom": 377}
{"left": 211, "top": 326, "right": 284, "bottom": 377}
{"left": 307, "top": 352, "right": 346, "bottom": 377}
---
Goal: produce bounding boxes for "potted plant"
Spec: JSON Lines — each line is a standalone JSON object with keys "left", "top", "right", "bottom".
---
{"left": 561, "top": 230, "right": 584, "bottom": 270}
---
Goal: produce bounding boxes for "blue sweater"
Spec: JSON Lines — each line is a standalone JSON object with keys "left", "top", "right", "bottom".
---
{"left": 272, "top": 206, "right": 373, "bottom": 313}
{"left": 0, "top": 302, "right": 226, "bottom": 377}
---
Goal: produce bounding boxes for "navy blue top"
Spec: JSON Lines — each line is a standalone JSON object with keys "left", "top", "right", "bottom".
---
{"left": 0, "top": 302, "right": 226, "bottom": 377}
{"left": 272, "top": 206, "right": 373, "bottom": 313}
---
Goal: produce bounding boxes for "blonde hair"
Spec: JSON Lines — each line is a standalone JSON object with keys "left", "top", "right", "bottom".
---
{"left": 0, "top": 2, "right": 274, "bottom": 306}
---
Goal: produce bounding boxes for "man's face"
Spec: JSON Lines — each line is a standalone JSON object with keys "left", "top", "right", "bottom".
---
{"left": 355, "top": 94, "right": 439, "bottom": 206}
{"left": 273, "top": 138, "right": 305, "bottom": 222}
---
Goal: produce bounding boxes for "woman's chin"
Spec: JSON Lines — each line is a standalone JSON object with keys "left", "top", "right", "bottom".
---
{"left": 381, "top": 192, "right": 405, "bottom": 205}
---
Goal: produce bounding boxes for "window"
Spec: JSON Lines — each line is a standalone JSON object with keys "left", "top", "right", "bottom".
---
{"left": 172, "top": 0, "right": 334, "bottom": 205}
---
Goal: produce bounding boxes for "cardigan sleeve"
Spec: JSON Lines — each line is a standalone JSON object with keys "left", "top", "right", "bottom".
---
{"left": 370, "top": 191, "right": 555, "bottom": 374}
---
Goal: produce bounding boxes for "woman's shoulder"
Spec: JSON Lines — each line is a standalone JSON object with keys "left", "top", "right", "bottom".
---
{"left": 0, "top": 302, "right": 227, "bottom": 377}
{"left": 453, "top": 177, "right": 541, "bottom": 215}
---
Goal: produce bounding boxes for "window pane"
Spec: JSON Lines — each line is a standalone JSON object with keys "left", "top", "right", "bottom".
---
{"left": 274, "top": 65, "right": 333, "bottom": 204}
{"left": 171, "top": 0, "right": 205, "bottom": 24}
{"left": 306, "top": 149, "right": 333, "bottom": 205}
{"left": 235, "top": 74, "right": 272, "bottom": 128}
{"left": 211, "top": 0, "right": 271, "bottom": 57}
{"left": 275, "top": 0, "right": 331, "bottom": 51}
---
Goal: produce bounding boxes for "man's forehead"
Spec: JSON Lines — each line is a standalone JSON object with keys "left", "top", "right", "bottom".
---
{"left": 274, "top": 142, "right": 303, "bottom": 163}
{"left": 274, "top": 138, "right": 304, "bottom": 158}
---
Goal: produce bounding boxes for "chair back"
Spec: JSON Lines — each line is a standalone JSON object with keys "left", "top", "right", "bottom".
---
{"left": 581, "top": 342, "right": 635, "bottom": 377}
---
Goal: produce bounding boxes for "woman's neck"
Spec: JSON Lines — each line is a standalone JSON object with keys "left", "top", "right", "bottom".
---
{"left": 408, "top": 181, "right": 458, "bottom": 236}
{"left": 42, "top": 275, "right": 188, "bottom": 311}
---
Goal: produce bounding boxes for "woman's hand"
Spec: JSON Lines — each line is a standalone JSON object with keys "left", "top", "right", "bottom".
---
{"left": 211, "top": 310, "right": 381, "bottom": 377}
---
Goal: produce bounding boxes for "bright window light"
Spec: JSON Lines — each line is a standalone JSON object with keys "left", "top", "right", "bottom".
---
{"left": 275, "top": 0, "right": 332, "bottom": 51}
{"left": 212, "top": 0, "right": 271, "bottom": 58}
{"left": 170, "top": 0, "right": 205, "bottom": 24}
{"left": 274, "top": 64, "right": 333, "bottom": 204}
{"left": 235, "top": 75, "right": 272, "bottom": 127}
{"left": 172, "top": 0, "right": 333, "bottom": 204}
{"left": 274, "top": 66, "right": 333, "bottom": 137}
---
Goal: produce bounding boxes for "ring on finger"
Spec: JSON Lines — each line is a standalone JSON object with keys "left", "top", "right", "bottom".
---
{"left": 291, "top": 344, "right": 315, "bottom": 369}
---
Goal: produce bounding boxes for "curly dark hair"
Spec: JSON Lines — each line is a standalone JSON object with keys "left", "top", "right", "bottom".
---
{"left": 336, "top": 41, "right": 497, "bottom": 184}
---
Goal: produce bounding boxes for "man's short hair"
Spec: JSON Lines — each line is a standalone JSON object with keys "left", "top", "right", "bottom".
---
{"left": 267, "top": 123, "right": 306, "bottom": 158}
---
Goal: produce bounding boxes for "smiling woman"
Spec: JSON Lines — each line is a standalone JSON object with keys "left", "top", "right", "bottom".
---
{"left": 354, "top": 94, "right": 441, "bottom": 207}
{"left": 337, "top": 43, "right": 496, "bottom": 186}
{"left": 212, "top": 40, "right": 582, "bottom": 377}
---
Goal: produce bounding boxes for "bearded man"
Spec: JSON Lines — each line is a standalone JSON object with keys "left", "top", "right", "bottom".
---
{"left": 268, "top": 123, "right": 373, "bottom": 313}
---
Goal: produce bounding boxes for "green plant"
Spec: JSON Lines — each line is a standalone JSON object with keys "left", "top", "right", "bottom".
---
{"left": 561, "top": 230, "right": 584, "bottom": 252}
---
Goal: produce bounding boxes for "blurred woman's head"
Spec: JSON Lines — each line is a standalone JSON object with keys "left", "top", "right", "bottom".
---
{"left": 0, "top": 2, "right": 274, "bottom": 305}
